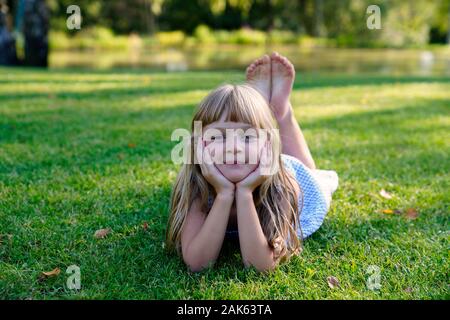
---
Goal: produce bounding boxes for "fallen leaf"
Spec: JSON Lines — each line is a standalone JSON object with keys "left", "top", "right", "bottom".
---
{"left": 41, "top": 267, "right": 61, "bottom": 278}
{"left": 379, "top": 189, "right": 393, "bottom": 199}
{"left": 394, "top": 209, "right": 403, "bottom": 215}
{"left": 143, "top": 221, "right": 148, "bottom": 231}
{"left": 94, "top": 228, "right": 111, "bottom": 239}
{"left": 327, "top": 276, "right": 340, "bottom": 289}
{"left": 405, "top": 208, "right": 419, "bottom": 220}
{"left": 128, "top": 142, "right": 136, "bottom": 148}
{"left": 382, "top": 209, "right": 394, "bottom": 214}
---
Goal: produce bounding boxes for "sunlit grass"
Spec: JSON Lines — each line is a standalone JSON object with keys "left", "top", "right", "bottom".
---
{"left": 0, "top": 67, "right": 448, "bottom": 299}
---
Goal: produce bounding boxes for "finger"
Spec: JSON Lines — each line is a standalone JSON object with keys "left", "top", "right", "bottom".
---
{"left": 260, "top": 142, "right": 273, "bottom": 175}
{"left": 195, "top": 137, "right": 203, "bottom": 164}
{"left": 204, "top": 145, "right": 215, "bottom": 166}
{"left": 197, "top": 138, "right": 210, "bottom": 175}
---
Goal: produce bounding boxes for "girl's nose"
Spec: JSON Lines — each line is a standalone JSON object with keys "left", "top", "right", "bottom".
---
{"left": 231, "top": 135, "right": 244, "bottom": 153}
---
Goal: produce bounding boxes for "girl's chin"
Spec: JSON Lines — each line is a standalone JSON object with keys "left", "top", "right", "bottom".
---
{"left": 224, "top": 174, "right": 246, "bottom": 183}
{"left": 217, "top": 165, "right": 255, "bottom": 183}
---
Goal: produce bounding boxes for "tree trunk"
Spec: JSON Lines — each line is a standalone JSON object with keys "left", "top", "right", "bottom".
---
{"left": 23, "top": 0, "right": 49, "bottom": 67}
{"left": 313, "top": 0, "right": 326, "bottom": 37}
{"left": 0, "top": 0, "right": 18, "bottom": 65}
{"left": 144, "top": 0, "right": 156, "bottom": 35}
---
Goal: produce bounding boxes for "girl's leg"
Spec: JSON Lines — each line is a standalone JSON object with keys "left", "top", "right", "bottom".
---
{"left": 246, "top": 52, "right": 316, "bottom": 170}
{"left": 270, "top": 52, "right": 316, "bottom": 170}
{"left": 277, "top": 103, "right": 316, "bottom": 170}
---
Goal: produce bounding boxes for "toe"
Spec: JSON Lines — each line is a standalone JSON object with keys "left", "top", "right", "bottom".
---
{"left": 272, "top": 53, "right": 283, "bottom": 64}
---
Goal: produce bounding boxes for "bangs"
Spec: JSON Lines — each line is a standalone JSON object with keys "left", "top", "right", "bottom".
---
{"left": 192, "top": 84, "right": 272, "bottom": 130}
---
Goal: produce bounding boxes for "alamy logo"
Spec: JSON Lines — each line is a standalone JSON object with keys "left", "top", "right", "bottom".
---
{"left": 366, "top": 265, "right": 382, "bottom": 290}
{"left": 366, "top": 5, "right": 381, "bottom": 30}
{"left": 66, "top": 5, "right": 82, "bottom": 30}
{"left": 66, "top": 265, "right": 81, "bottom": 290}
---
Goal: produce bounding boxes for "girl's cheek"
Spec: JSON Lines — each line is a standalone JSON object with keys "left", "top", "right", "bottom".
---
{"left": 248, "top": 142, "right": 260, "bottom": 162}
{"left": 204, "top": 140, "right": 212, "bottom": 147}
{"left": 211, "top": 142, "right": 225, "bottom": 162}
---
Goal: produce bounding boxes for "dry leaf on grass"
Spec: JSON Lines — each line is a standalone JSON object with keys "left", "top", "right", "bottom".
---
{"left": 39, "top": 267, "right": 61, "bottom": 281}
{"left": 143, "top": 221, "right": 148, "bottom": 230}
{"left": 405, "top": 208, "right": 419, "bottom": 220}
{"left": 94, "top": 228, "right": 111, "bottom": 239}
{"left": 382, "top": 209, "right": 394, "bottom": 214}
{"left": 379, "top": 189, "right": 393, "bottom": 199}
{"left": 327, "top": 276, "right": 340, "bottom": 289}
{"left": 128, "top": 143, "right": 136, "bottom": 148}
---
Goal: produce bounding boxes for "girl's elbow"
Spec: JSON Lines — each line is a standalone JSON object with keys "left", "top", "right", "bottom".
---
{"left": 183, "top": 256, "right": 215, "bottom": 273}
{"left": 243, "top": 258, "right": 278, "bottom": 273}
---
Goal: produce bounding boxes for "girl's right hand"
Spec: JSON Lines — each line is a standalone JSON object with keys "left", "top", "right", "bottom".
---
{"left": 196, "top": 138, "right": 235, "bottom": 196}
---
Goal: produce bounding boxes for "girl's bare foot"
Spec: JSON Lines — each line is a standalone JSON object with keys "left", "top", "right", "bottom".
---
{"left": 270, "top": 52, "right": 295, "bottom": 121}
{"left": 246, "top": 54, "right": 271, "bottom": 103}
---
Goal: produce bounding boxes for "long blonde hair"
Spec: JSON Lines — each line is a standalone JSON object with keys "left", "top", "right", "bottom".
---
{"left": 165, "top": 84, "right": 303, "bottom": 263}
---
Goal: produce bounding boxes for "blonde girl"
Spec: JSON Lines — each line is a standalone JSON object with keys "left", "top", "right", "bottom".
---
{"left": 166, "top": 52, "right": 338, "bottom": 272}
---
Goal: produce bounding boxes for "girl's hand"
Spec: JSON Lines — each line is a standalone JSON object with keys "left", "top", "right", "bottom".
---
{"left": 196, "top": 138, "right": 235, "bottom": 196}
{"left": 236, "top": 141, "right": 273, "bottom": 194}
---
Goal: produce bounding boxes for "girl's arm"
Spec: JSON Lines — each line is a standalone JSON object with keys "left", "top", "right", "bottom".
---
{"left": 234, "top": 143, "right": 278, "bottom": 272}
{"left": 181, "top": 139, "right": 235, "bottom": 272}
{"left": 181, "top": 192, "right": 234, "bottom": 272}
{"left": 277, "top": 102, "right": 316, "bottom": 170}
{"left": 235, "top": 189, "right": 277, "bottom": 272}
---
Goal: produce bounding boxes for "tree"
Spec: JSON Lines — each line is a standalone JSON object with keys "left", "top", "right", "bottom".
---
{"left": 22, "top": 0, "right": 49, "bottom": 67}
{"left": 0, "top": 0, "right": 18, "bottom": 65}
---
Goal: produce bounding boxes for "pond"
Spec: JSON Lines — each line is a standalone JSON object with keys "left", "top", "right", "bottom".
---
{"left": 49, "top": 45, "right": 450, "bottom": 76}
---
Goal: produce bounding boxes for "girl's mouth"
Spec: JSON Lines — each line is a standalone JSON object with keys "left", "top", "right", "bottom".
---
{"left": 224, "top": 159, "right": 245, "bottom": 165}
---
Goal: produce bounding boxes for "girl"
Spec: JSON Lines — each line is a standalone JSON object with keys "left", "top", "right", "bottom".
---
{"left": 166, "top": 52, "right": 338, "bottom": 273}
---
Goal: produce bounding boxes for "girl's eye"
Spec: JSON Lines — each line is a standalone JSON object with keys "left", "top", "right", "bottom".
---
{"left": 211, "top": 134, "right": 224, "bottom": 141}
{"left": 244, "top": 135, "right": 257, "bottom": 142}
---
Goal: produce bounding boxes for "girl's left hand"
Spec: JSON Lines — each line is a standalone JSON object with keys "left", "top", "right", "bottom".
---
{"left": 236, "top": 141, "right": 273, "bottom": 193}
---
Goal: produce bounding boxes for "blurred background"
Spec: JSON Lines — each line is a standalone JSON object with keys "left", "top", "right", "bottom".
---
{"left": 1, "top": 0, "right": 450, "bottom": 74}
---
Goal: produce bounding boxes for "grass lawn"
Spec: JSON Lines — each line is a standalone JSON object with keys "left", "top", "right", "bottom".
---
{"left": 0, "top": 67, "right": 448, "bottom": 299}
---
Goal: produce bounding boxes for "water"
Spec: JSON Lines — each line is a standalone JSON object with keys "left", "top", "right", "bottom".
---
{"left": 49, "top": 45, "right": 450, "bottom": 76}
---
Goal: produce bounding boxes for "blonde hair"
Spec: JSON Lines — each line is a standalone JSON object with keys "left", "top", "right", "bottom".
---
{"left": 165, "top": 84, "right": 303, "bottom": 263}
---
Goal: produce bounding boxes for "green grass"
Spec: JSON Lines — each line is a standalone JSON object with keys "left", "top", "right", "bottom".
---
{"left": 0, "top": 67, "right": 449, "bottom": 299}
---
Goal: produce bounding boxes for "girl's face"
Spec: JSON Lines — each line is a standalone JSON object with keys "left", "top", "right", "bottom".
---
{"left": 203, "top": 120, "right": 264, "bottom": 183}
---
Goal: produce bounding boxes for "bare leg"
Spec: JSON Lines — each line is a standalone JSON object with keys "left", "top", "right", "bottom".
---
{"left": 269, "top": 52, "right": 316, "bottom": 170}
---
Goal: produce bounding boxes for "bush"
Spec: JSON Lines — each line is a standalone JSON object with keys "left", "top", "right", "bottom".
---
{"left": 49, "top": 31, "right": 72, "bottom": 50}
{"left": 297, "top": 36, "right": 334, "bottom": 48}
{"left": 155, "top": 31, "right": 186, "bottom": 46}
{"left": 194, "top": 25, "right": 216, "bottom": 44}
{"left": 49, "top": 27, "right": 131, "bottom": 50}
{"left": 229, "top": 28, "right": 266, "bottom": 45}
{"left": 267, "top": 30, "right": 297, "bottom": 44}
